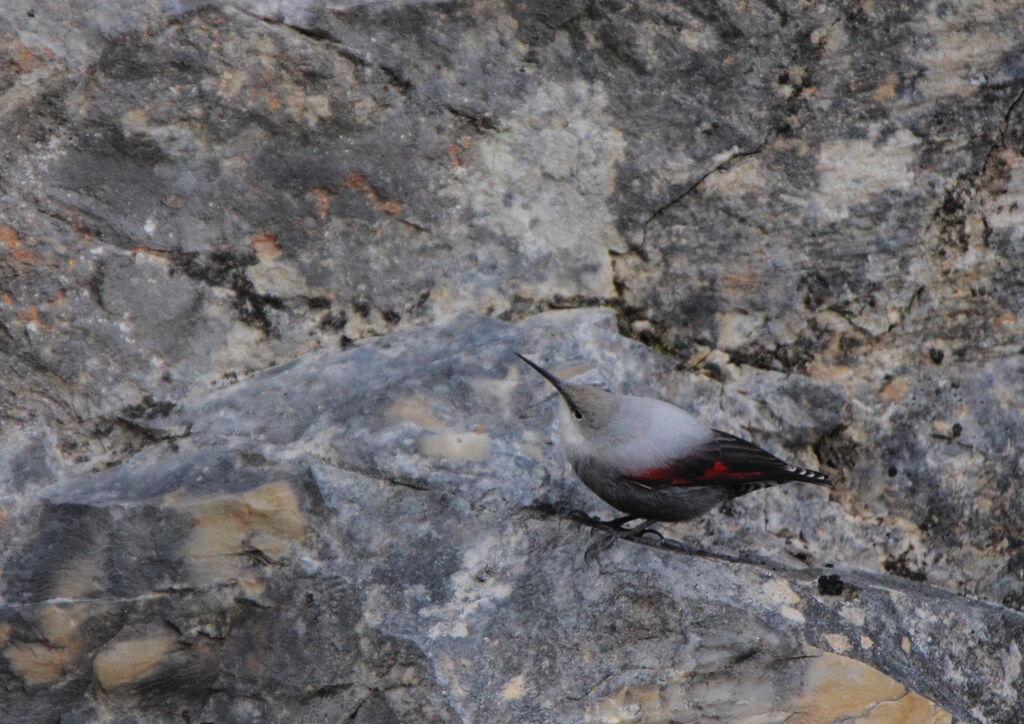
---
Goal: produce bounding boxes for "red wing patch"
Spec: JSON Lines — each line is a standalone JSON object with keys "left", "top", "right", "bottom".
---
{"left": 695, "top": 461, "right": 763, "bottom": 482}
{"left": 633, "top": 459, "right": 762, "bottom": 486}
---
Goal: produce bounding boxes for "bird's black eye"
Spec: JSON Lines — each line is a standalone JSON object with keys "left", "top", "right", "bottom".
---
{"left": 573, "top": 410, "right": 583, "bottom": 420}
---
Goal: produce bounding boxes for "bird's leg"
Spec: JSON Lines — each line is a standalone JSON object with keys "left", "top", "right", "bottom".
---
{"left": 567, "top": 509, "right": 602, "bottom": 525}
{"left": 566, "top": 511, "right": 637, "bottom": 532}
{"left": 584, "top": 514, "right": 639, "bottom": 537}
{"left": 586, "top": 514, "right": 637, "bottom": 533}
{"left": 622, "top": 519, "right": 663, "bottom": 541}
{"left": 592, "top": 518, "right": 664, "bottom": 542}
{"left": 583, "top": 518, "right": 664, "bottom": 564}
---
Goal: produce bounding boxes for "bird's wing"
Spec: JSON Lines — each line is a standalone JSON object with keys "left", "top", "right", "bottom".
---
{"left": 624, "top": 429, "right": 831, "bottom": 490}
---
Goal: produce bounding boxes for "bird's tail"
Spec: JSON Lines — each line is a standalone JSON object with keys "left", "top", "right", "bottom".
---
{"left": 783, "top": 465, "right": 833, "bottom": 487}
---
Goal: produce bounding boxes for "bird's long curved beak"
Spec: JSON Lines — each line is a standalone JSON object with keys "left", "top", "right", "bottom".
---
{"left": 515, "top": 354, "right": 567, "bottom": 395}
{"left": 516, "top": 354, "right": 585, "bottom": 420}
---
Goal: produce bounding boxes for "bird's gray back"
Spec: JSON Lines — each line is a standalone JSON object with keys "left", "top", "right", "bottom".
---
{"left": 592, "top": 395, "right": 710, "bottom": 474}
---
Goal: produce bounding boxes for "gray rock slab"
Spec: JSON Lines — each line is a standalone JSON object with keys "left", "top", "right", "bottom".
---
{"left": 1, "top": 310, "right": 1018, "bottom": 722}
{"left": 1, "top": 2, "right": 1022, "bottom": 613}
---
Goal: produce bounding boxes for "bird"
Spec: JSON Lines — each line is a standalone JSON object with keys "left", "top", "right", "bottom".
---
{"left": 516, "top": 354, "right": 832, "bottom": 542}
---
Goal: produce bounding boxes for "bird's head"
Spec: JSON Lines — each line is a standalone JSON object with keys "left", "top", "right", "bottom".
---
{"left": 516, "top": 354, "right": 618, "bottom": 434}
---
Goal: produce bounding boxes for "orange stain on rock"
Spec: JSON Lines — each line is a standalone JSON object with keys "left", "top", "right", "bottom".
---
{"left": 309, "top": 187, "right": 331, "bottom": 220}
{"left": 4, "top": 604, "right": 91, "bottom": 686}
{"left": 19, "top": 305, "right": 41, "bottom": 324}
{"left": 51, "top": 204, "right": 95, "bottom": 240}
{"left": 250, "top": 232, "right": 281, "bottom": 261}
{"left": 93, "top": 629, "right": 179, "bottom": 690}
{"left": 345, "top": 172, "right": 403, "bottom": 216}
{"left": 879, "top": 376, "right": 909, "bottom": 402}
{"left": 6, "top": 38, "right": 54, "bottom": 73}
{"left": 791, "top": 650, "right": 952, "bottom": 724}
{"left": 994, "top": 312, "right": 1016, "bottom": 328}
{"left": 173, "top": 481, "right": 307, "bottom": 586}
{"left": 0, "top": 225, "right": 41, "bottom": 264}
{"left": 723, "top": 269, "right": 761, "bottom": 293}
{"left": 872, "top": 73, "right": 900, "bottom": 103}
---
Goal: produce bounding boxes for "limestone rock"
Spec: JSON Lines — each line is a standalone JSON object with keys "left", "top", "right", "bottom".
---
{"left": 1, "top": 310, "right": 1020, "bottom": 722}
{"left": 2, "top": 0, "right": 1023, "bottom": 721}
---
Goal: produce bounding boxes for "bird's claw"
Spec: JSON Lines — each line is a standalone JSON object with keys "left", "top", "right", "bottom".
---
{"left": 581, "top": 518, "right": 663, "bottom": 565}
{"left": 634, "top": 527, "right": 664, "bottom": 542}
{"left": 587, "top": 519, "right": 622, "bottom": 537}
{"left": 583, "top": 533, "right": 616, "bottom": 566}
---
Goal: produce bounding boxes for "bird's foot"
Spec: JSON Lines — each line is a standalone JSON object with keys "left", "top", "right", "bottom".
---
{"left": 582, "top": 519, "right": 662, "bottom": 565}
{"left": 584, "top": 534, "right": 616, "bottom": 565}
{"left": 619, "top": 519, "right": 662, "bottom": 541}
{"left": 568, "top": 511, "right": 638, "bottom": 531}
{"left": 608, "top": 515, "right": 641, "bottom": 529}
{"left": 579, "top": 514, "right": 638, "bottom": 532}
{"left": 567, "top": 509, "right": 600, "bottom": 526}
{"left": 632, "top": 525, "right": 664, "bottom": 542}
{"left": 594, "top": 517, "right": 659, "bottom": 538}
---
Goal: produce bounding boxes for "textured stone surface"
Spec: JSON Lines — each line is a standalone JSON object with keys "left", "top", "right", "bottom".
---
{"left": 0, "top": 310, "right": 1017, "bottom": 722}
{"left": 1, "top": 0, "right": 1023, "bottom": 721}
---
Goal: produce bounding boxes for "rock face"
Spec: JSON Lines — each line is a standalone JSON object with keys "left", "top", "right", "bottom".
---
{"left": 1, "top": 0, "right": 1022, "bottom": 721}
{"left": 1, "top": 309, "right": 1021, "bottom": 723}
